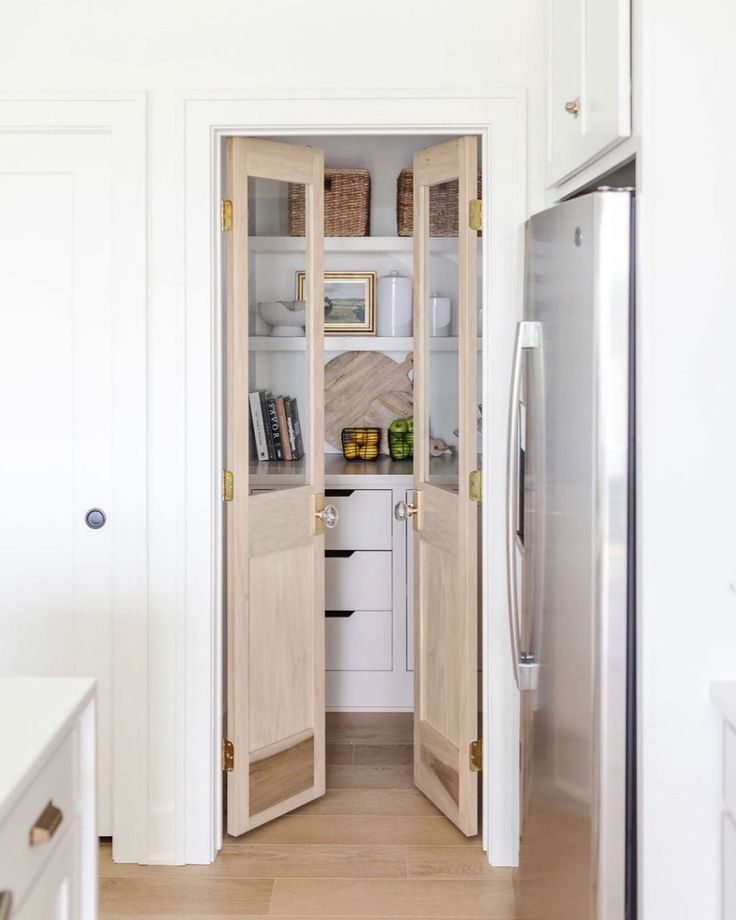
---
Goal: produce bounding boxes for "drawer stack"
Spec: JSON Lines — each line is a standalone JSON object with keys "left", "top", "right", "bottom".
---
{"left": 325, "top": 489, "right": 393, "bottom": 673}
{"left": 0, "top": 734, "right": 77, "bottom": 915}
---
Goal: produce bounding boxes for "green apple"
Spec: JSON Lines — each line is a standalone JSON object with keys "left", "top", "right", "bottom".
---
{"left": 389, "top": 418, "right": 409, "bottom": 434}
{"left": 406, "top": 416, "right": 414, "bottom": 432}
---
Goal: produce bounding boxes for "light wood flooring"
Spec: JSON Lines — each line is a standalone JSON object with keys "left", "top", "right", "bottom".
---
{"left": 99, "top": 713, "right": 517, "bottom": 918}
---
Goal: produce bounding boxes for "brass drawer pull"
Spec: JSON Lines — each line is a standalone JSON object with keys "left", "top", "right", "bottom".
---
{"left": 0, "top": 891, "right": 12, "bottom": 920}
{"left": 29, "top": 800, "right": 63, "bottom": 846}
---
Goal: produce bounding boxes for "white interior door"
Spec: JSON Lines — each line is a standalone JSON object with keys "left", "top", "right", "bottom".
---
{"left": 0, "top": 134, "right": 119, "bottom": 834}
{"left": 225, "top": 138, "right": 327, "bottom": 835}
{"left": 409, "top": 136, "right": 480, "bottom": 835}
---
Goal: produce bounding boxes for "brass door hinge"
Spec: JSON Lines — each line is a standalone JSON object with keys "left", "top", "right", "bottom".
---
{"left": 469, "top": 739, "right": 483, "bottom": 772}
{"left": 222, "top": 738, "right": 235, "bottom": 772}
{"left": 222, "top": 469, "right": 234, "bottom": 502}
{"left": 469, "top": 469, "right": 482, "bottom": 502}
{"left": 221, "top": 199, "right": 233, "bottom": 232}
{"left": 469, "top": 199, "right": 482, "bottom": 231}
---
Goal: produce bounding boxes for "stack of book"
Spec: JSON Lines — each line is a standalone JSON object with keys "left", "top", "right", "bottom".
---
{"left": 249, "top": 390, "right": 305, "bottom": 462}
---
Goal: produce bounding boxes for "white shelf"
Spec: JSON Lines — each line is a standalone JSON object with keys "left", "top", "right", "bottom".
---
{"left": 249, "top": 336, "right": 475, "bottom": 353}
{"left": 248, "top": 236, "right": 467, "bottom": 255}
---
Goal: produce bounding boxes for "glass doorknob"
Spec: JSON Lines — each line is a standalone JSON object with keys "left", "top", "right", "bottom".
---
{"left": 394, "top": 500, "right": 418, "bottom": 522}
{"left": 316, "top": 504, "right": 339, "bottom": 529}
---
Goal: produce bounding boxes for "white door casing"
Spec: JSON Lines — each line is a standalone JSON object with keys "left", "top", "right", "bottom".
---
{"left": 182, "top": 91, "right": 526, "bottom": 865}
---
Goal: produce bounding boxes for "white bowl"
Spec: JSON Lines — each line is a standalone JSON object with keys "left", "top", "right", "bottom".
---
{"left": 258, "top": 301, "right": 306, "bottom": 336}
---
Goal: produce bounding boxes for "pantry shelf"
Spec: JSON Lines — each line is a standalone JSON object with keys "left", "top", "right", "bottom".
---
{"left": 249, "top": 336, "right": 478, "bottom": 353}
{"left": 248, "top": 236, "right": 474, "bottom": 255}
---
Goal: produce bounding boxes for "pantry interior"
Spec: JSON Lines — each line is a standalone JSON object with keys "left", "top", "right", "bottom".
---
{"left": 222, "top": 132, "right": 484, "bottom": 841}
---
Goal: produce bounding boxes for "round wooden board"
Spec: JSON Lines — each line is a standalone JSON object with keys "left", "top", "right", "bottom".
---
{"left": 324, "top": 350, "right": 413, "bottom": 453}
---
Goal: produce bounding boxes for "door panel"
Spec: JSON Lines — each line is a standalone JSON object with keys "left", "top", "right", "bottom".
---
{"left": 226, "top": 137, "right": 325, "bottom": 835}
{"left": 0, "top": 135, "right": 117, "bottom": 835}
{"left": 412, "top": 136, "right": 479, "bottom": 835}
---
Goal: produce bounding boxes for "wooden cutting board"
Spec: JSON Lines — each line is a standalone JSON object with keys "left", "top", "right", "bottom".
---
{"left": 364, "top": 391, "right": 414, "bottom": 455}
{"left": 324, "top": 351, "right": 413, "bottom": 453}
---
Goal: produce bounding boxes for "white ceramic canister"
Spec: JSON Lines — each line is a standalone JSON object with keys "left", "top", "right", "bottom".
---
{"left": 429, "top": 293, "right": 452, "bottom": 337}
{"left": 377, "top": 270, "right": 413, "bottom": 337}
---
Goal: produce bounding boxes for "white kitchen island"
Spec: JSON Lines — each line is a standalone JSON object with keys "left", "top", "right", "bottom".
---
{"left": 0, "top": 678, "right": 96, "bottom": 919}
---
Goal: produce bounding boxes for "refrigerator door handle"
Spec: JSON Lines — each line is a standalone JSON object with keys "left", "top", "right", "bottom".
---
{"left": 506, "top": 321, "right": 541, "bottom": 690}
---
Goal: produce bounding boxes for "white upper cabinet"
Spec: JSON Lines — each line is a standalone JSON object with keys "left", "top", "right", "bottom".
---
{"left": 547, "top": 0, "right": 631, "bottom": 185}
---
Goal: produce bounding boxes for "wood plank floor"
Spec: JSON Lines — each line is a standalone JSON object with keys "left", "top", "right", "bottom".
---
{"left": 99, "top": 713, "right": 518, "bottom": 919}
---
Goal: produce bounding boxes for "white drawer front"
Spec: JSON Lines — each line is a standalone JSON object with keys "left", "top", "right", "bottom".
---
{"left": 725, "top": 722, "right": 736, "bottom": 819}
{"left": 326, "top": 551, "right": 392, "bottom": 612}
{"left": 325, "top": 490, "right": 392, "bottom": 551}
{"left": 326, "top": 610, "right": 392, "bottom": 672}
{"left": 0, "top": 733, "right": 76, "bottom": 909}
{"left": 14, "top": 821, "right": 77, "bottom": 920}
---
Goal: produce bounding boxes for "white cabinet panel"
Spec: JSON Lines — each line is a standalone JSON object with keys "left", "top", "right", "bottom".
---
{"left": 326, "top": 611, "right": 392, "bottom": 672}
{"left": 725, "top": 723, "right": 736, "bottom": 820}
{"left": 548, "top": 0, "right": 631, "bottom": 185}
{"left": 725, "top": 813, "right": 736, "bottom": 920}
{"left": 325, "top": 551, "right": 392, "bottom": 612}
{"left": 325, "top": 490, "right": 392, "bottom": 551}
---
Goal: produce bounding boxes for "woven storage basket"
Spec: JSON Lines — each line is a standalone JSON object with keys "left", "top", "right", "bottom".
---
{"left": 396, "top": 169, "right": 482, "bottom": 237}
{"left": 288, "top": 169, "right": 370, "bottom": 237}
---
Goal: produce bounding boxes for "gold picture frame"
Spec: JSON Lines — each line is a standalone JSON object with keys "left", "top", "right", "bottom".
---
{"left": 296, "top": 270, "right": 376, "bottom": 335}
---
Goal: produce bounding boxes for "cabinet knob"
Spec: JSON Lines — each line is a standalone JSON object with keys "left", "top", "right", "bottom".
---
{"left": 564, "top": 97, "right": 581, "bottom": 118}
{"left": 316, "top": 504, "right": 339, "bottom": 529}
{"left": 394, "top": 500, "right": 418, "bottom": 522}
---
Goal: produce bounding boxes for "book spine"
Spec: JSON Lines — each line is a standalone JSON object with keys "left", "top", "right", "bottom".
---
{"left": 275, "top": 397, "right": 292, "bottom": 461}
{"left": 266, "top": 395, "right": 283, "bottom": 460}
{"left": 259, "top": 390, "right": 275, "bottom": 460}
{"left": 289, "top": 397, "right": 305, "bottom": 461}
{"left": 249, "top": 392, "right": 269, "bottom": 461}
{"left": 284, "top": 398, "right": 298, "bottom": 459}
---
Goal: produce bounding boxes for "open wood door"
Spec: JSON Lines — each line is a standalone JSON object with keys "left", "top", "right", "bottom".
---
{"left": 408, "top": 136, "right": 479, "bottom": 835}
{"left": 225, "top": 137, "right": 327, "bottom": 835}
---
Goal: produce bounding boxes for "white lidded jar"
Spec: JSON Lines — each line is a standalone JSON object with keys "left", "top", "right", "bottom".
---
{"left": 376, "top": 270, "right": 412, "bottom": 337}
{"left": 429, "top": 293, "right": 452, "bottom": 337}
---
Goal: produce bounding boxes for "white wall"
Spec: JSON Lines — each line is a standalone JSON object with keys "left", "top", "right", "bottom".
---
{"left": 0, "top": 0, "right": 545, "bottom": 862}
{"left": 638, "top": 0, "right": 736, "bottom": 916}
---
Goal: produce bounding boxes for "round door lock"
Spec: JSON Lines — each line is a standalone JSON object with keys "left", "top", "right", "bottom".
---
{"left": 85, "top": 508, "right": 107, "bottom": 530}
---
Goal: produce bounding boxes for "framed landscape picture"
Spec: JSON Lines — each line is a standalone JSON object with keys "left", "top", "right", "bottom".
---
{"left": 296, "top": 270, "right": 376, "bottom": 335}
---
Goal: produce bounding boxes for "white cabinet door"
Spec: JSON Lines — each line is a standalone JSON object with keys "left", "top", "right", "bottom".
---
{"left": 548, "top": 0, "right": 631, "bottom": 185}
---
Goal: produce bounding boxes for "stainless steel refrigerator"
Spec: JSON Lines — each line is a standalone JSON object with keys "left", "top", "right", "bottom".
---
{"left": 509, "top": 190, "right": 635, "bottom": 920}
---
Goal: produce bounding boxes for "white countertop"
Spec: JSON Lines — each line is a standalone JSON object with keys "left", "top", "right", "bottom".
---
{"left": 712, "top": 681, "right": 736, "bottom": 727}
{"left": 0, "top": 677, "right": 95, "bottom": 824}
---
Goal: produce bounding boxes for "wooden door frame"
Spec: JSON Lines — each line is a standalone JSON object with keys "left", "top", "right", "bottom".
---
{"left": 181, "top": 89, "right": 526, "bottom": 866}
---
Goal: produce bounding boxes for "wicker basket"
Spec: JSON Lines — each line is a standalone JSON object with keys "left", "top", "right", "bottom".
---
{"left": 396, "top": 169, "right": 482, "bottom": 237}
{"left": 289, "top": 169, "right": 370, "bottom": 237}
